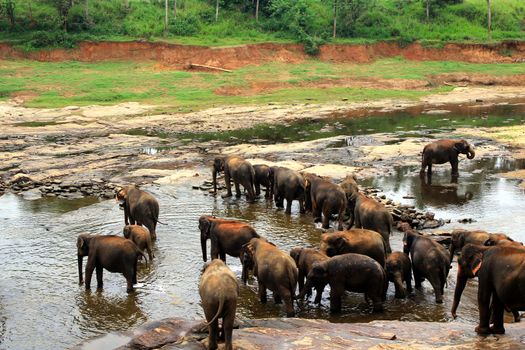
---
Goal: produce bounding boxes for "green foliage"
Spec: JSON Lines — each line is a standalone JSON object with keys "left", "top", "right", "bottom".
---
{"left": 0, "top": 0, "right": 524, "bottom": 50}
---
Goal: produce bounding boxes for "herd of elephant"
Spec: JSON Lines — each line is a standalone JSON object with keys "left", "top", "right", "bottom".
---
{"left": 75, "top": 139, "right": 524, "bottom": 350}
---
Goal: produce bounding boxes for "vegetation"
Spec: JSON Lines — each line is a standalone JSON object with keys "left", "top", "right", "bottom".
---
{"left": 2, "top": 57, "right": 524, "bottom": 109}
{"left": 0, "top": 0, "right": 523, "bottom": 51}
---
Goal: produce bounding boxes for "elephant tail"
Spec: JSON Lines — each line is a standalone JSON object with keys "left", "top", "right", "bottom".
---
{"left": 157, "top": 219, "right": 168, "bottom": 225}
{"left": 205, "top": 296, "right": 225, "bottom": 326}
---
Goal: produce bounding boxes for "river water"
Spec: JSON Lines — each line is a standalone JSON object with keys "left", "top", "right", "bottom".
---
{"left": 1, "top": 101, "right": 525, "bottom": 349}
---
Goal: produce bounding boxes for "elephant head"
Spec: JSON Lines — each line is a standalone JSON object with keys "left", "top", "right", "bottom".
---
{"left": 212, "top": 157, "right": 225, "bottom": 193}
{"left": 484, "top": 233, "right": 513, "bottom": 246}
{"left": 199, "top": 215, "right": 214, "bottom": 262}
{"left": 297, "top": 261, "right": 328, "bottom": 299}
{"left": 451, "top": 243, "right": 489, "bottom": 318}
{"left": 289, "top": 247, "right": 303, "bottom": 264}
{"left": 403, "top": 231, "right": 420, "bottom": 255}
{"left": 123, "top": 225, "right": 132, "bottom": 239}
{"left": 320, "top": 233, "right": 348, "bottom": 257}
{"left": 454, "top": 140, "right": 475, "bottom": 159}
{"left": 240, "top": 241, "right": 256, "bottom": 284}
{"left": 340, "top": 174, "right": 359, "bottom": 211}
{"left": 116, "top": 185, "right": 135, "bottom": 207}
{"left": 77, "top": 234, "right": 94, "bottom": 285}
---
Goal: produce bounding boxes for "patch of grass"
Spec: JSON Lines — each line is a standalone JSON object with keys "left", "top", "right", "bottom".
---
{"left": 1, "top": 58, "right": 523, "bottom": 110}
{"left": 13, "top": 121, "right": 59, "bottom": 127}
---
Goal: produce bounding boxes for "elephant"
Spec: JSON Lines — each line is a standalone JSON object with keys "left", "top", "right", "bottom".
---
{"left": 303, "top": 173, "right": 347, "bottom": 230}
{"left": 339, "top": 174, "right": 359, "bottom": 226}
{"left": 451, "top": 240, "right": 524, "bottom": 322}
{"left": 420, "top": 139, "right": 475, "bottom": 176}
{"left": 241, "top": 238, "right": 298, "bottom": 317}
{"left": 116, "top": 185, "right": 160, "bottom": 241}
{"left": 198, "top": 215, "right": 260, "bottom": 269}
{"left": 386, "top": 251, "right": 412, "bottom": 299}
{"left": 199, "top": 259, "right": 239, "bottom": 350}
{"left": 289, "top": 247, "right": 329, "bottom": 303}
{"left": 253, "top": 164, "right": 273, "bottom": 199}
{"left": 353, "top": 193, "right": 393, "bottom": 253}
{"left": 403, "top": 229, "right": 451, "bottom": 303}
{"left": 448, "top": 229, "right": 513, "bottom": 263}
{"left": 452, "top": 244, "right": 525, "bottom": 334}
{"left": 319, "top": 229, "right": 387, "bottom": 268}
{"left": 77, "top": 234, "right": 145, "bottom": 293}
{"left": 298, "top": 253, "right": 387, "bottom": 313}
{"left": 212, "top": 155, "right": 256, "bottom": 202}
{"left": 271, "top": 166, "right": 305, "bottom": 215}
{"left": 123, "top": 225, "right": 153, "bottom": 261}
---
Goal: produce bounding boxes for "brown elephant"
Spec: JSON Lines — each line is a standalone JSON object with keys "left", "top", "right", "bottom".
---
{"left": 448, "top": 229, "right": 513, "bottom": 263}
{"left": 386, "top": 251, "right": 412, "bottom": 299}
{"left": 77, "top": 234, "right": 145, "bottom": 293}
{"left": 213, "top": 155, "right": 256, "bottom": 202}
{"left": 199, "top": 259, "right": 239, "bottom": 350}
{"left": 303, "top": 173, "right": 347, "bottom": 230}
{"left": 116, "top": 185, "right": 160, "bottom": 241}
{"left": 253, "top": 164, "right": 273, "bottom": 199}
{"left": 123, "top": 225, "right": 153, "bottom": 261}
{"left": 241, "top": 238, "right": 298, "bottom": 317}
{"left": 298, "top": 253, "right": 387, "bottom": 313}
{"left": 320, "top": 229, "right": 387, "bottom": 267}
{"left": 452, "top": 244, "right": 525, "bottom": 334}
{"left": 271, "top": 166, "right": 306, "bottom": 215}
{"left": 403, "top": 229, "right": 450, "bottom": 303}
{"left": 353, "top": 193, "right": 393, "bottom": 253}
{"left": 420, "top": 139, "right": 475, "bottom": 176}
{"left": 289, "top": 247, "right": 328, "bottom": 303}
{"left": 339, "top": 174, "right": 359, "bottom": 226}
{"left": 199, "top": 215, "right": 260, "bottom": 282}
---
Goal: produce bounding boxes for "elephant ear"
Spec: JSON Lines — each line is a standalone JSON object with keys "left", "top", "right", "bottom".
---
{"left": 470, "top": 257, "right": 483, "bottom": 276}
{"left": 453, "top": 140, "right": 467, "bottom": 153}
{"left": 335, "top": 236, "right": 348, "bottom": 253}
{"left": 77, "top": 236, "right": 85, "bottom": 248}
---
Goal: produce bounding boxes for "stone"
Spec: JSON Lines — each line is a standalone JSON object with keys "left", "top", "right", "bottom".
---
{"left": 21, "top": 188, "right": 42, "bottom": 200}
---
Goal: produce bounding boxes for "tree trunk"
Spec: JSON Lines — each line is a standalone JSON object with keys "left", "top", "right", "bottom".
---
{"left": 487, "top": 0, "right": 492, "bottom": 40}
{"left": 173, "top": 0, "right": 177, "bottom": 19}
{"left": 255, "top": 0, "right": 259, "bottom": 22}
{"left": 84, "top": 0, "right": 89, "bottom": 21}
{"left": 164, "top": 0, "right": 168, "bottom": 33}
{"left": 426, "top": 0, "right": 430, "bottom": 21}
{"left": 124, "top": 0, "right": 129, "bottom": 9}
{"left": 29, "top": 1, "right": 33, "bottom": 21}
{"left": 332, "top": 0, "right": 337, "bottom": 38}
{"left": 215, "top": 0, "right": 219, "bottom": 22}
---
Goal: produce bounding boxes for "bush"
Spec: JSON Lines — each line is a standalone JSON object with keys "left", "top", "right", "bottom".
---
{"left": 169, "top": 13, "right": 200, "bottom": 36}
{"left": 28, "top": 31, "right": 75, "bottom": 49}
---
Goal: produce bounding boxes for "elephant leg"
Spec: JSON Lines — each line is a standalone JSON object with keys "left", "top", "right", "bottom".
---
{"left": 208, "top": 318, "right": 219, "bottom": 350}
{"left": 450, "top": 159, "right": 459, "bottom": 176}
{"left": 475, "top": 286, "right": 492, "bottom": 334}
{"left": 144, "top": 219, "right": 156, "bottom": 241}
{"left": 84, "top": 257, "right": 96, "bottom": 290}
{"left": 428, "top": 275, "right": 443, "bottom": 304}
{"left": 255, "top": 182, "right": 261, "bottom": 196}
{"left": 405, "top": 269, "right": 413, "bottom": 293}
{"left": 413, "top": 266, "right": 423, "bottom": 289}
{"left": 299, "top": 198, "right": 305, "bottom": 214}
{"left": 490, "top": 295, "right": 506, "bottom": 334}
{"left": 274, "top": 293, "right": 282, "bottom": 304}
{"left": 223, "top": 171, "right": 233, "bottom": 198}
{"left": 223, "top": 306, "right": 235, "bottom": 350}
{"left": 297, "top": 271, "right": 304, "bottom": 294}
{"left": 147, "top": 243, "right": 153, "bottom": 261}
{"left": 314, "top": 286, "right": 323, "bottom": 304}
{"left": 512, "top": 310, "right": 521, "bottom": 322}
{"left": 96, "top": 265, "right": 103, "bottom": 289}
{"left": 234, "top": 182, "right": 241, "bottom": 198}
{"left": 258, "top": 281, "right": 267, "bottom": 304}
{"left": 322, "top": 212, "right": 330, "bottom": 229}
{"left": 278, "top": 287, "right": 295, "bottom": 317}
{"left": 329, "top": 285, "right": 344, "bottom": 314}
{"left": 285, "top": 199, "right": 292, "bottom": 215}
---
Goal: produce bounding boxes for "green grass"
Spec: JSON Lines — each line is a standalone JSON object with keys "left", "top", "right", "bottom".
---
{"left": 1, "top": 57, "right": 524, "bottom": 110}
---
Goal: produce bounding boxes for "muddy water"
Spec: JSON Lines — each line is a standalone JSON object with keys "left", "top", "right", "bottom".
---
{"left": 1, "top": 167, "right": 523, "bottom": 349}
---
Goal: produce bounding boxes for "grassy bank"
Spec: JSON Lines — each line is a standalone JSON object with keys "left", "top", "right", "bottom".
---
{"left": 1, "top": 58, "right": 525, "bottom": 110}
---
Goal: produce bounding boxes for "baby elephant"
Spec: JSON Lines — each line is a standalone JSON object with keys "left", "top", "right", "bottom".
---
{"left": 123, "top": 225, "right": 153, "bottom": 261}
{"left": 290, "top": 247, "right": 328, "bottom": 303}
{"left": 386, "top": 251, "right": 412, "bottom": 298}
{"left": 199, "top": 259, "right": 239, "bottom": 350}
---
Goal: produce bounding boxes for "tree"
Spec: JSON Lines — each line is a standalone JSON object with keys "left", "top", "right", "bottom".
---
{"left": 215, "top": 0, "right": 219, "bottom": 21}
{"left": 173, "top": 0, "right": 177, "bottom": 19}
{"left": 255, "top": 0, "right": 259, "bottom": 22}
{"left": 333, "top": 0, "right": 337, "bottom": 38}
{"left": 50, "top": 0, "right": 73, "bottom": 32}
{"left": 164, "top": 0, "right": 168, "bottom": 32}
{"left": 1, "top": 0, "right": 15, "bottom": 29}
{"left": 487, "top": 0, "right": 491, "bottom": 40}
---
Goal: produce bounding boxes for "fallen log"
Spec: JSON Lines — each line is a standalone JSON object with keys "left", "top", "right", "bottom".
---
{"left": 186, "top": 63, "right": 233, "bottom": 73}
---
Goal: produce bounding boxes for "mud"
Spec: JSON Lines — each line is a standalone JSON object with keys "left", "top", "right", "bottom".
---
{"left": 1, "top": 41, "right": 525, "bottom": 68}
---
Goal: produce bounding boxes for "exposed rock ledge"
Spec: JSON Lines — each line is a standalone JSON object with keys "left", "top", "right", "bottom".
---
{"left": 76, "top": 317, "right": 525, "bottom": 350}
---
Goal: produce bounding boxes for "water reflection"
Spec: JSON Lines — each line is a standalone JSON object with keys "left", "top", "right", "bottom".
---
{"left": 75, "top": 291, "right": 146, "bottom": 333}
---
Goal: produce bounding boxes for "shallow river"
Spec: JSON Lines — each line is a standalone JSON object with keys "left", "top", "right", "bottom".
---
{"left": 1, "top": 102, "right": 525, "bottom": 349}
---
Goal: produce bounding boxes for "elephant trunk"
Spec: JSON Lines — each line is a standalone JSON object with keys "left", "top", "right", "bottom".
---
{"left": 201, "top": 233, "right": 207, "bottom": 262}
{"left": 451, "top": 266, "right": 468, "bottom": 318}
{"left": 297, "top": 277, "right": 313, "bottom": 299}
{"left": 78, "top": 255, "right": 84, "bottom": 285}
{"left": 393, "top": 273, "right": 406, "bottom": 298}
{"left": 212, "top": 169, "right": 217, "bottom": 193}
{"left": 467, "top": 146, "right": 475, "bottom": 159}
